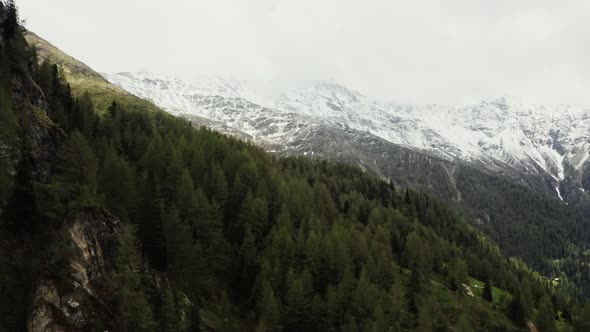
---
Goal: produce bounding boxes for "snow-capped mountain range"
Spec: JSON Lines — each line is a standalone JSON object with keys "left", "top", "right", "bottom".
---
{"left": 103, "top": 71, "right": 590, "bottom": 200}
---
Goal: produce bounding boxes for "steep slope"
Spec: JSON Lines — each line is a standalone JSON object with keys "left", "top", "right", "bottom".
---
{"left": 25, "top": 32, "right": 161, "bottom": 114}
{"left": 103, "top": 72, "right": 590, "bottom": 204}
{"left": 101, "top": 73, "right": 590, "bottom": 283}
{"left": 3, "top": 22, "right": 575, "bottom": 330}
{"left": 26, "top": 34, "right": 590, "bottom": 299}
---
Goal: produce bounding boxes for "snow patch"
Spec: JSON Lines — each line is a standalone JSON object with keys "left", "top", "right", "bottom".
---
{"left": 555, "top": 186, "right": 564, "bottom": 201}
{"left": 103, "top": 72, "right": 590, "bottom": 188}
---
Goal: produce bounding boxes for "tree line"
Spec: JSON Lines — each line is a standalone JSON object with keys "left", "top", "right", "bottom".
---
{"left": 2, "top": 2, "right": 590, "bottom": 331}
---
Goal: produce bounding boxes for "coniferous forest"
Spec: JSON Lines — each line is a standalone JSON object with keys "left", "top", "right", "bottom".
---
{"left": 2, "top": 1, "right": 590, "bottom": 331}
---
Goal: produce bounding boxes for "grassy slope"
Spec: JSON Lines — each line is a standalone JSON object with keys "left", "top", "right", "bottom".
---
{"left": 25, "top": 31, "right": 161, "bottom": 114}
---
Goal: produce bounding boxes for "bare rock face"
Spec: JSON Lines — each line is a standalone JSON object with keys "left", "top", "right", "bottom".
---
{"left": 27, "top": 209, "right": 119, "bottom": 332}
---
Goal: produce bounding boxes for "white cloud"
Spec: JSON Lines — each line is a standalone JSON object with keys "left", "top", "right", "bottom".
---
{"left": 18, "top": 0, "right": 590, "bottom": 105}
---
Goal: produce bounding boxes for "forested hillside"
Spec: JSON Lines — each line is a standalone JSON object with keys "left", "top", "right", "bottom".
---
{"left": 1, "top": 2, "right": 590, "bottom": 331}
{"left": 253, "top": 122, "right": 590, "bottom": 299}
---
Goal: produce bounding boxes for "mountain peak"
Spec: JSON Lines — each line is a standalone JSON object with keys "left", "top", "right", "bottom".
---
{"left": 103, "top": 72, "right": 590, "bottom": 187}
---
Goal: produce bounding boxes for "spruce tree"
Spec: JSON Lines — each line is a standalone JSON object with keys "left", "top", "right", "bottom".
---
{"left": 535, "top": 296, "right": 557, "bottom": 332}
{"left": 574, "top": 301, "right": 590, "bottom": 332}
{"left": 53, "top": 130, "right": 100, "bottom": 209}
{"left": 482, "top": 279, "right": 493, "bottom": 302}
{"left": 159, "top": 285, "right": 179, "bottom": 332}
{"left": 163, "top": 206, "right": 195, "bottom": 291}
{"left": 508, "top": 293, "right": 528, "bottom": 327}
{"left": 137, "top": 174, "right": 167, "bottom": 269}
{"left": 98, "top": 146, "right": 136, "bottom": 221}
{"left": 2, "top": 152, "right": 37, "bottom": 229}
{"left": 284, "top": 272, "right": 312, "bottom": 331}
{"left": 2, "top": 0, "right": 19, "bottom": 39}
{"left": 113, "top": 224, "right": 156, "bottom": 332}
{"left": 257, "top": 281, "right": 281, "bottom": 331}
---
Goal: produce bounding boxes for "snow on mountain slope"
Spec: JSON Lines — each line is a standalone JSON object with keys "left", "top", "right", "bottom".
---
{"left": 102, "top": 72, "right": 590, "bottom": 196}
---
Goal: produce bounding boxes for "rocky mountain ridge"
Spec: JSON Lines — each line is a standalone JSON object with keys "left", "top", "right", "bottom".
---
{"left": 103, "top": 72, "right": 590, "bottom": 203}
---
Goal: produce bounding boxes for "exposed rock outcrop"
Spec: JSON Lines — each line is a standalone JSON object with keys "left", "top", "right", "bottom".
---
{"left": 27, "top": 209, "right": 119, "bottom": 332}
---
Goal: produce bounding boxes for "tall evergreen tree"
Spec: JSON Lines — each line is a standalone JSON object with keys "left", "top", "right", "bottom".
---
{"left": 482, "top": 279, "right": 493, "bottom": 302}
{"left": 163, "top": 206, "right": 196, "bottom": 291}
{"left": 98, "top": 146, "right": 136, "bottom": 221}
{"left": 113, "top": 224, "right": 156, "bottom": 332}
{"left": 257, "top": 281, "right": 281, "bottom": 332}
{"left": 159, "top": 285, "right": 179, "bottom": 332}
{"left": 2, "top": 152, "right": 37, "bottom": 229}
{"left": 535, "top": 296, "right": 557, "bottom": 332}
{"left": 137, "top": 174, "right": 167, "bottom": 269}
{"left": 508, "top": 293, "right": 528, "bottom": 327}
{"left": 574, "top": 301, "right": 590, "bottom": 332}
{"left": 52, "top": 130, "right": 100, "bottom": 209}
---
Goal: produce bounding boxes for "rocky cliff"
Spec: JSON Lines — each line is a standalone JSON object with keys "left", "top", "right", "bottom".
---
{"left": 27, "top": 210, "right": 120, "bottom": 332}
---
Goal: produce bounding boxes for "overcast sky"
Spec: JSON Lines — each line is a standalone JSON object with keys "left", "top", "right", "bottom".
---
{"left": 18, "top": 0, "right": 590, "bottom": 105}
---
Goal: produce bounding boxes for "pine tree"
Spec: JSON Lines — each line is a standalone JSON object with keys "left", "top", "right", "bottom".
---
{"left": 98, "top": 146, "right": 136, "bottom": 221}
{"left": 52, "top": 130, "right": 100, "bottom": 208}
{"left": 284, "top": 272, "right": 312, "bottom": 331}
{"left": 137, "top": 174, "right": 167, "bottom": 270}
{"left": 535, "top": 296, "right": 557, "bottom": 332}
{"left": 72, "top": 92, "right": 96, "bottom": 138}
{"left": 405, "top": 231, "right": 431, "bottom": 294}
{"left": 237, "top": 229, "right": 257, "bottom": 292}
{"left": 386, "top": 275, "right": 407, "bottom": 328}
{"left": 352, "top": 268, "right": 378, "bottom": 321}
{"left": 206, "top": 162, "right": 228, "bottom": 207}
{"left": 161, "top": 149, "right": 183, "bottom": 204}
{"left": 163, "top": 206, "right": 195, "bottom": 291}
{"left": 374, "top": 304, "right": 387, "bottom": 332}
{"left": 108, "top": 100, "right": 119, "bottom": 117}
{"left": 236, "top": 191, "right": 269, "bottom": 247}
{"left": 448, "top": 259, "right": 468, "bottom": 292}
{"left": 482, "top": 279, "right": 493, "bottom": 302}
{"left": 276, "top": 204, "right": 294, "bottom": 233}
{"left": 192, "top": 189, "right": 231, "bottom": 278}
{"left": 176, "top": 168, "right": 197, "bottom": 222}
{"left": 310, "top": 293, "right": 328, "bottom": 331}
{"left": 313, "top": 182, "right": 337, "bottom": 223}
{"left": 113, "top": 224, "right": 156, "bottom": 332}
{"left": 257, "top": 281, "right": 281, "bottom": 331}
{"left": 508, "top": 293, "right": 528, "bottom": 327}
{"left": 2, "top": 0, "right": 19, "bottom": 39}
{"left": 574, "top": 301, "right": 590, "bottom": 332}
{"left": 159, "top": 285, "right": 179, "bottom": 332}
{"left": 2, "top": 152, "right": 38, "bottom": 229}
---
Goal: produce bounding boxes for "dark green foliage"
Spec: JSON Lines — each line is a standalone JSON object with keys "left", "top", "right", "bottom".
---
{"left": 507, "top": 293, "right": 528, "bottom": 327}
{"left": 535, "top": 296, "right": 557, "bottom": 332}
{"left": 137, "top": 174, "right": 167, "bottom": 270}
{"left": 1, "top": 0, "right": 19, "bottom": 39}
{"left": 257, "top": 281, "right": 281, "bottom": 331}
{"left": 0, "top": 10, "right": 584, "bottom": 330}
{"left": 98, "top": 145, "right": 136, "bottom": 221}
{"left": 456, "top": 166, "right": 590, "bottom": 298}
{"left": 159, "top": 285, "right": 179, "bottom": 332}
{"left": 482, "top": 279, "right": 493, "bottom": 302}
{"left": 447, "top": 259, "right": 468, "bottom": 292}
{"left": 51, "top": 130, "right": 101, "bottom": 209}
{"left": 2, "top": 152, "right": 37, "bottom": 230}
{"left": 574, "top": 302, "right": 590, "bottom": 332}
{"left": 113, "top": 224, "right": 156, "bottom": 331}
